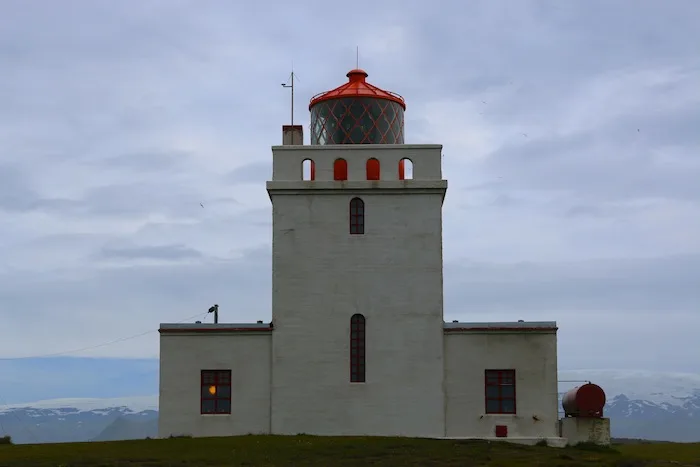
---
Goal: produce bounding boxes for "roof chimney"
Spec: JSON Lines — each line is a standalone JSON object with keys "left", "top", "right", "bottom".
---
{"left": 283, "top": 125, "right": 303, "bottom": 145}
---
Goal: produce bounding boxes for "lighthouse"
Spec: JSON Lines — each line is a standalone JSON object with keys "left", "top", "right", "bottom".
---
{"left": 267, "top": 68, "right": 448, "bottom": 436}
{"left": 158, "top": 67, "right": 563, "bottom": 445}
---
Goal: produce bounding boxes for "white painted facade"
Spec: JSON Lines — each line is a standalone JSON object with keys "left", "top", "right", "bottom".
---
{"left": 159, "top": 143, "right": 562, "bottom": 442}
{"left": 444, "top": 323, "right": 559, "bottom": 438}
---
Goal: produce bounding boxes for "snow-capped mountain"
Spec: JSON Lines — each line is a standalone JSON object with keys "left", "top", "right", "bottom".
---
{"left": 604, "top": 393, "right": 700, "bottom": 442}
{"left": 559, "top": 369, "right": 700, "bottom": 406}
{"left": 0, "top": 396, "right": 158, "bottom": 444}
{"left": 560, "top": 370, "right": 700, "bottom": 442}
{"left": 2, "top": 371, "right": 699, "bottom": 443}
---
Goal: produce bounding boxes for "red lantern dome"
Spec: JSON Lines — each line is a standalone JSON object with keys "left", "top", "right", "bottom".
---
{"left": 308, "top": 69, "right": 405, "bottom": 145}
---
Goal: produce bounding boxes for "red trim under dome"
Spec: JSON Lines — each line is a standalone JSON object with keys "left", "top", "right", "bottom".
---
{"left": 309, "top": 69, "right": 406, "bottom": 110}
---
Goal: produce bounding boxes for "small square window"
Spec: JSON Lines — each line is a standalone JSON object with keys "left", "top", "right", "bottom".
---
{"left": 201, "top": 369, "right": 232, "bottom": 415}
{"left": 485, "top": 369, "right": 516, "bottom": 415}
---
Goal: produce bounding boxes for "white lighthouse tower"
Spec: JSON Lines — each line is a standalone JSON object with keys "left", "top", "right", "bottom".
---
{"left": 267, "top": 69, "right": 448, "bottom": 436}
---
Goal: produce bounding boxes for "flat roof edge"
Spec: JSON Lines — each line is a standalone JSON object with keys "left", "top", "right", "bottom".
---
{"left": 443, "top": 321, "right": 558, "bottom": 333}
{"left": 159, "top": 323, "right": 272, "bottom": 334}
{"left": 271, "top": 144, "right": 443, "bottom": 151}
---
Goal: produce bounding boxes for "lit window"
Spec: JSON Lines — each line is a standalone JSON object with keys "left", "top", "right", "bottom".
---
{"left": 350, "top": 314, "right": 366, "bottom": 382}
{"left": 349, "top": 198, "right": 364, "bottom": 235}
{"left": 201, "top": 370, "right": 231, "bottom": 414}
{"left": 485, "top": 369, "right": 516, "bottom": 414}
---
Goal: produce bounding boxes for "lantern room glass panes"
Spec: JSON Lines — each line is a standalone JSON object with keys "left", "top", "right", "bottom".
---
{"left": 310, "top": 97, "right": 404, "bottom": 145}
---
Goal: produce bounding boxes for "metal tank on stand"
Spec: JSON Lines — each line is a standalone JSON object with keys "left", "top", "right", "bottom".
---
{"left": 562, "top": 383, "right": 607, "bottom": 418}
{"left": 559, "top": 383, "right": 611, "bottom": 446}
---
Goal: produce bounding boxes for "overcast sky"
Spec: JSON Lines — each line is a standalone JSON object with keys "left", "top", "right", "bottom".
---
{"left": 1, "top": 0, "right": 699, "bottom": 401}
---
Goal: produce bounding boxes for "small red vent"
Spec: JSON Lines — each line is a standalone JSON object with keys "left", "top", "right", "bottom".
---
{"left": 495, "top": 425, "right": 508, "bottom": 438}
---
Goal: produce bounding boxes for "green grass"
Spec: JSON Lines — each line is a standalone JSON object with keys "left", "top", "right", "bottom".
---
{"left": 0, "top": 435, "right": 699, "bottom": 466}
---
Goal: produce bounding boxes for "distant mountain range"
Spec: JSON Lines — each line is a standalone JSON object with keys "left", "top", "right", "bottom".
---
{"left": 606, "top": 393, "right": 700, "bottom": 442}
{"left": 0, "top": 397, "right": 158, "bottom": 444}
{"left": 559, "top": 370, "right": 700, "bottom": 442}
{"left": 1, "top": 371, "right": 699, "bottom": 444}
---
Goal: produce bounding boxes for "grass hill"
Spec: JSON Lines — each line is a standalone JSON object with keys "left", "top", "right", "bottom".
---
{"left": 1, "top": 435, "right": 700, "bottom": 466}
{"left": 90, "top": 416, "right": 158, "bottom": 442}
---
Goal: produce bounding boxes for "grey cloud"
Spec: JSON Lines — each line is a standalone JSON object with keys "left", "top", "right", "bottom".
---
{"left": 489, "top": 194, "right": 519, "bottom": 208}
{"left": 99, "top": 244, "right": 202, "bottom": 261}
{"left": 89, "top": 151, "right": 190, "bottom": 172}
{"left": 225, "top": 162, "right": 271, "bottom": 185}
{"left": 0, "top": 179, "right": 201, "bottom": 217}
{"left": 562, "top": 205, "right": 607, "bottom": 218}
{"left": 558, "top": 199, "right": 667, "bottom": 219}
{"left": 0, "top": 163, "right": 78, "bottom": 213}
{"left": 403, "top": 1, "right": 700, "bottom": 99}
{"left": 0, "top": 196, "right": 79, "bottom": 214}
{"left": 444, "top": 254, "right": 700, "bottom": 314}
{"left": 0, "top": 163, "right": 235, "bottom": 218}
{"left": 0, "top": 246, "right": 271, "bottom": 330}
{"left": 1, "top": 0, "right": 699, "bottom": 377}
{"left": 482, "top": 122, "right": 700, "bottom": 203}
{"left": 75, "top": 182, "right": 207, "bottom": 218}
{"left": 1, "top": 249, "right": 698, "bottom": 372}
{"left": 0, "top": 164, "right": 38, "bottom": 211}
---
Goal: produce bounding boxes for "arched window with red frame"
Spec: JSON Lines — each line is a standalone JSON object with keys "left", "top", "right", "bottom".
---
{"left": 334, "top": 158, "right": 348, "bottom": 181}
{"left": 350, "top": 314, "right": 366, "bottom": 383}
{"left": 349, "top": 197, "right": 364, "bottom": 235}
{"left": 366, "top": 158, "right": 380, "bottom": 180}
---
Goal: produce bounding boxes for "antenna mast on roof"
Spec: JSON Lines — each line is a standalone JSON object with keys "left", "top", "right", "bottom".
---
{"left": 356, "top": 46, "right": 359, "bottom": 68}
{"left": 281, "top": 64, "right": 298, "bottom": 126}
{"left": 207, "top": 304, "right": 219, "bottom": 324}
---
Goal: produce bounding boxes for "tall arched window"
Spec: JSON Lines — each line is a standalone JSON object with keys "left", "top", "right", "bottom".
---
{"left": 366, "top": 158, "right": 380, "bottom": 180}
{"left": 349, "top": 197, "right": 364, "bottom": 235}
{"left": 350, "top": 314, "right": 366, "bottom": 383}
{"left": 334, "top": 158, "right": 348, "bottom": 181}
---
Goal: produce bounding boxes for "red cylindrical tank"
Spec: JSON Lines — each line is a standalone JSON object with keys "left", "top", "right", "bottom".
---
{"left": 562, "top": 383, "right": 606, "bottom": 418}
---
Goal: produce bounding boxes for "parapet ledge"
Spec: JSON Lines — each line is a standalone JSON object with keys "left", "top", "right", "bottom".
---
{"left": 271, "top": 144, "right": 443, "bottom": 151}
{"left": 444, "top": 321, "right": 558, "bottom": 333}
{"left": 159, "top": 323, "right": 273, "bottom": 334}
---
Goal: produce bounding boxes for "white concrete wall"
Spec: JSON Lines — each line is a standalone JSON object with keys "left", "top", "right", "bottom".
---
{"left": 271, "top": 144, "right": 443, "bottom": 181}
{"left": 444, "top": 329, "right": 559, "bottom": 439}
{"left": 158, "top": 331, "right": 272, "bottom": 438}
{"left": 560, "top": 417, "right": 611, "bottom": 446}
{"left": 268, "top": 146, "right": 447, "bottom": 437}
